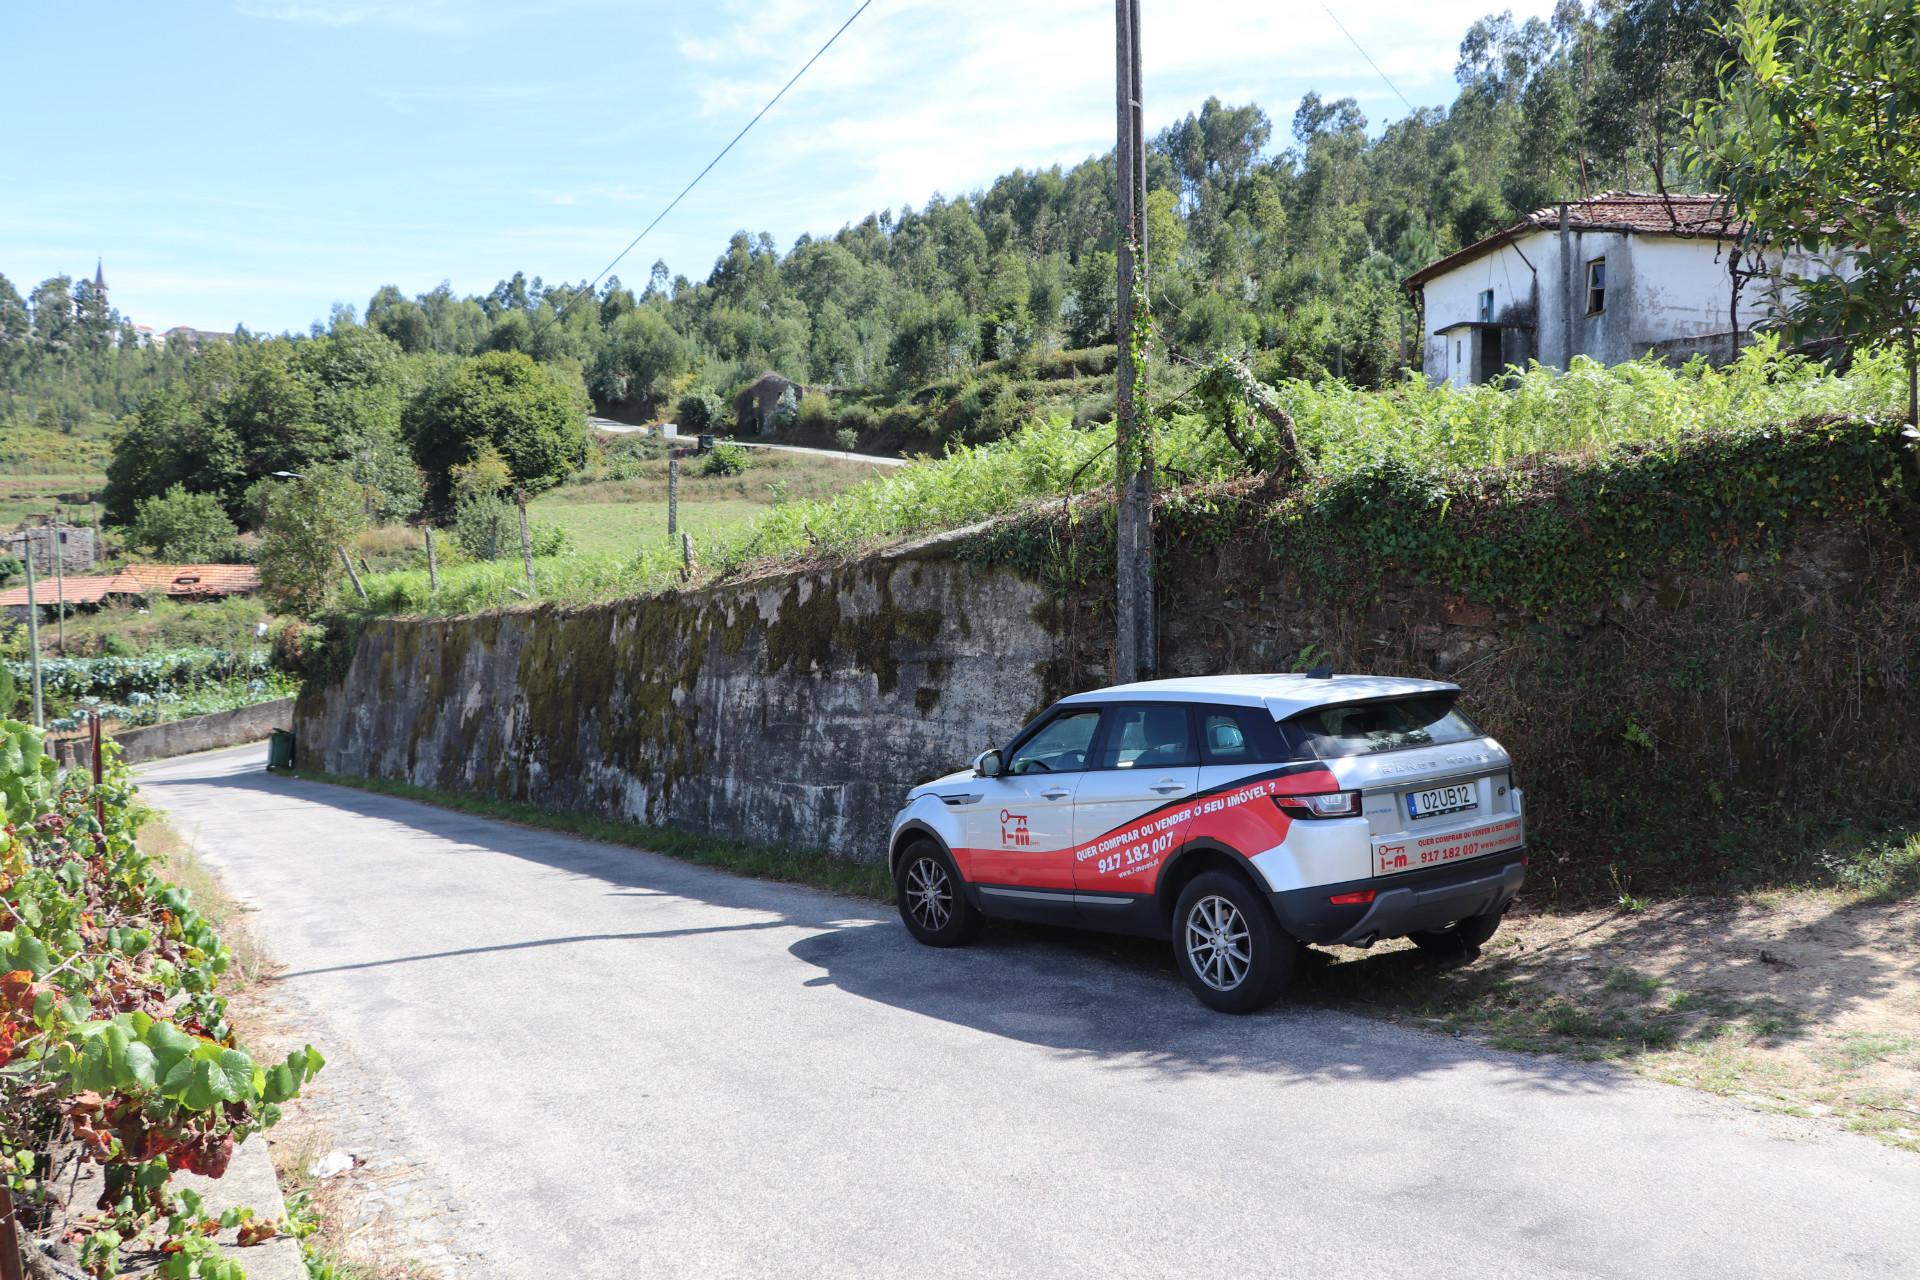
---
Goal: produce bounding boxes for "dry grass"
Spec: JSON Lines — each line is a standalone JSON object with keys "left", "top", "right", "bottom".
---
{"left": 139, "top": 816, "right": 274, "bottom": 989}
{"left": 1309, "top": 887, "right": 1920, "bottom": 1151}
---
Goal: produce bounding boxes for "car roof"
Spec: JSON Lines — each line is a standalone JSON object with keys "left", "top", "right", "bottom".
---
{"left": 1056, "top": 673, "right": 1461, "bottom": 719}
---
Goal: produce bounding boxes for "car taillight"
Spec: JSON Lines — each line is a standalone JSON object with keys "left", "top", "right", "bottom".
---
{"left": 1328, "top": 889, "right": 1376, "bottom": 905}
{"left": 1274, "top": 790, "right": 1362, "bottom": 819}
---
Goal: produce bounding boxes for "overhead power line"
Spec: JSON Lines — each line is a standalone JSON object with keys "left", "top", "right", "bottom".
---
{"left": 1317, "top": 2, "right": 1417, "bottom": 116}
{"left": 539, "top": 0, "right": 876, "bottom": 334}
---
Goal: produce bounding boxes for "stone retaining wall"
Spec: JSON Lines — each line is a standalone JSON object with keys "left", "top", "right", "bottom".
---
{"left": 52, "top": 698, "right": 295, "bottom": 769}
{"left": 295, "top": 544, "right": 1050, "bottom": 860}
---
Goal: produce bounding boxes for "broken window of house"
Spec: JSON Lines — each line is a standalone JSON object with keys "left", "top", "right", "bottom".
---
{"left": 1479, "top": 289, "right": 1493, "bottom": 323}
{"left": 1586, "top": 258, "right": 1607, "bottom": 314}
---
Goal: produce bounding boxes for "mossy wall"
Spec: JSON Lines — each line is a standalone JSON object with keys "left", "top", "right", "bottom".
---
{"left": 294, "top": 542, "right": 1054, "bottom": 860}
{"left": 298, "top": 422, "right": 1920, "bottom": 896}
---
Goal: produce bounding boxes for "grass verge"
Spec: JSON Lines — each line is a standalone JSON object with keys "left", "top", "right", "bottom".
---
{"left": 283, "top": 768, "right": 896, "bottom": 902}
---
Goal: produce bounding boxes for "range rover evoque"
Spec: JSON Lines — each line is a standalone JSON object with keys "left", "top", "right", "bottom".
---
{"left": 887, "top": 673, "right": 1527, "bottom": 1012}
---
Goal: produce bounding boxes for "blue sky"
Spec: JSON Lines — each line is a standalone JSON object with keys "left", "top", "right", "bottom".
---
{"left": 3, "top": 0, "right": 1553, "bottom": 335}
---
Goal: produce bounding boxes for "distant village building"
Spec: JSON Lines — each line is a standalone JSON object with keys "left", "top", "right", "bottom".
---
{"left": 1407, "top": 193, "right": 1843, "bottom": 387}
{"left": 156, "top": 326, "right": 235, "bottom": 349}
{"left": 4, "top": 524, "right": 99, "bottom": 577}
{"left": 733, "top": 372, "right": 804, "bottom": 436}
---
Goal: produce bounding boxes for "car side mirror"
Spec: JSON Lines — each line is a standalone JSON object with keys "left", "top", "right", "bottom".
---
{"left": 972, "top": 749, "right": 1003, "bottom": 778}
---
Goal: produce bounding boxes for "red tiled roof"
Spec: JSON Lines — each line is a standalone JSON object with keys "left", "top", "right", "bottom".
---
{"left": 0, "top": 563, "right": 260, "bottom": 609}
{"left": 1407, "top": 193, "right": 1746, "bottom": 289}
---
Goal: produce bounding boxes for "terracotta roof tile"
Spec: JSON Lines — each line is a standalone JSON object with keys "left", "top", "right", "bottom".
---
{"left": 1407, "top": 193, "right": 1745, "bottom": 289}
{"left": 0, "top": 564, "right": 261, "bottom": 609}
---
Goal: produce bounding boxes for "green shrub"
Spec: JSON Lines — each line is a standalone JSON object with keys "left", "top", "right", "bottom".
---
{"left": 530, "top": 521, "right": 573, "bottom": 558}
{"left": 675, "top": 388, "right": 727, "bottom": 433}
{"left": 797, "top": 392, "right": 834, "bottom": 430}
{"left": 258, "top": 466, "right": 368, "bottom": 616}
{"left": 834, "top": 428, "right": 860, "bottom": 453}
{"left": 703, "top": 442, "right": 749, "bottom": 476}
{"left": 128, "top": 484, "right": 238, "bottom": 561}
{"left": 451, "top": 491, "right": 517, "bottom": 561}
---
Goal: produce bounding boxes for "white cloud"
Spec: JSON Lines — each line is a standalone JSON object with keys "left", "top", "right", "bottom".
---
{"left": 664, "top": 0, "right": 1557, "bottom": 234}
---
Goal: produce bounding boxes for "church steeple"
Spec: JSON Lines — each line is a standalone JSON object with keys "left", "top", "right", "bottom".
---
{"left": 93, "top": 258, "right": 107, "bottom": 296}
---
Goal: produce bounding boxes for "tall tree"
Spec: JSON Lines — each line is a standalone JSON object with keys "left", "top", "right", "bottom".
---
{"left": 1686, "top": 0, "right": 1920, "bottom": 420}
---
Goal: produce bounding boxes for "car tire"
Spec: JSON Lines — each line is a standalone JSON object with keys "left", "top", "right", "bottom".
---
{"left": 895, "top": 840, "right": 983, "bottom": 947}
{"left": 1171, "top": 871, "right": 1297, "bottom": 1014}
{"left": 1409, "top": 909, "right": 1504, "bottom": 957}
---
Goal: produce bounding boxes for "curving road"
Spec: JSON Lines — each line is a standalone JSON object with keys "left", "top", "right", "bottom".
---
{"left": 139, "top": 745, "right": 1920, "bottom": 1279}
{"left": 588, "top": 416, "right": 911, "bottom": 467}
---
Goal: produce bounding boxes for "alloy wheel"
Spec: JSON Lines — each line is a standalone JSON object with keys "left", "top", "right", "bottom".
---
{"left": 906, "top": 856, "right": 952, "bottom": 931}
{"left": 1185, "top": 894, "right": 1252, "bottom": 991}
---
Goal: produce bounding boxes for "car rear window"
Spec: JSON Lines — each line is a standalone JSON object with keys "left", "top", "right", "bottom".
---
{"left": 1276, "top": 695, "right": 1482, "bottom": 759}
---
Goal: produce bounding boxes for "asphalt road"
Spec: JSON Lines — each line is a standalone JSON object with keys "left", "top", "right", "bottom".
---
{"left": 139, "top": 746, "right": 1920, "bottom": 1279}
{"left": 587, "top": 416, "right": 910, "bottom": 467}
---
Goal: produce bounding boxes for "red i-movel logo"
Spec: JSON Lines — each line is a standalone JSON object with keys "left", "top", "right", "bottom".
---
{"left": 1000, "top": 810, "right": 1031, "bottom": 847}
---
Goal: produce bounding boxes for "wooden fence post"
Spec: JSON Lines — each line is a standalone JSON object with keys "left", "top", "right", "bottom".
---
{"left": 516, "top": 489, "right": 536, "bottom": 592}
{"left": 336, "top": 546, "right": 369, "bottom": 601}
{"left": 667, "top": 457, "right": 679, "bottom": 539}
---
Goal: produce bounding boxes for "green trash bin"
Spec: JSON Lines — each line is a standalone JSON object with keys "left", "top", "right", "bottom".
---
{"left": 267, "top": 728, "right": 295, "bottom": 773}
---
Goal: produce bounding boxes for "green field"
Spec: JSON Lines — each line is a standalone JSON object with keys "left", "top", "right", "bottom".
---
{"left": 0, "top": 471, "right": 107, "bottom": 529}
{"left": 533, "top": 499, "right": 773, "bottom": 557}
{"left": 530, "top": 445, "right": 887, "bottom": 558}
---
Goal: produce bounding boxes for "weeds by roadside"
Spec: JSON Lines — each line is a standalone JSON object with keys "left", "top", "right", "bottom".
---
{"left": 138, "top": 815, "right": 275, "bottom": 989}
{"left": 284, "top": 768, "right": 897, "bottom": 901}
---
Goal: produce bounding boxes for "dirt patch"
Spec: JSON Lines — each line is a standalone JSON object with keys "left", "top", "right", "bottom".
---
{"left": 1310, "top": 890, "right": 1920, "bottom": 1151}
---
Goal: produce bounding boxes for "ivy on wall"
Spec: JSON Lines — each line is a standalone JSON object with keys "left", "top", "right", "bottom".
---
{"left": 963, "top": 417, "right": 1914, "bottom": 621}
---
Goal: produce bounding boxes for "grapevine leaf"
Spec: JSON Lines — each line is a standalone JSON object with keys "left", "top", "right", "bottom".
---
{"left": 212, "top": 1047, "right": 259, "bottom": 1102}
{"left": 145, "top": 1022, "right": 195, "bottom": 1080}
{"left": 261, "top": 1064, "right": 298, "bottom": 1104}
{"left": 122, "top": 1041, "right": 158, "bottom": 1090}
{"left": 180, "top": 1057, "right": 223, "bottom": 1111}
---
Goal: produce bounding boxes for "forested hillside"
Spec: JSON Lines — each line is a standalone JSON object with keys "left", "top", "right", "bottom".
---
{"left": 0, "top": 1, "right": 1743, "bottom": 528}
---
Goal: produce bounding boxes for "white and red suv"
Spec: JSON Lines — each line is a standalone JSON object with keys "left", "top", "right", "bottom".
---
{"left": 888, "top": 673, "right": 1526, "bottom": 1012}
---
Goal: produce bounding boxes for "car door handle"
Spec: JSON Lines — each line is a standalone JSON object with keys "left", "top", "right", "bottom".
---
{"left": 1040, "top": 788, "right": 1072, "bottom": 801}
{"left": 1150, "top": 781, "right": 1187, "bottom": 794}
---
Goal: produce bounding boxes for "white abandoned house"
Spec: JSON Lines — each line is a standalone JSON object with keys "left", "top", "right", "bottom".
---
{"left": 1407, "top": 193, "right": 1841, "bottom": 387}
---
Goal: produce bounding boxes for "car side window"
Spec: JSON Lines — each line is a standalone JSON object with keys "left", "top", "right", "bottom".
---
{"left": 1199, "top": 706, "right": 1287, "bottom": 765}
{"left": 1093, "top": 704, "right": 1196, "bottom": 770}
{"left": 1007, "top": 710, "right": 1101, "bottom": 775}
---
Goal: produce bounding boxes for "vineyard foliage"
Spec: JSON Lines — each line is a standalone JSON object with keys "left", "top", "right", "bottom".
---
{"left": 0, "top": 718, "right": 323, "bottom": 1277}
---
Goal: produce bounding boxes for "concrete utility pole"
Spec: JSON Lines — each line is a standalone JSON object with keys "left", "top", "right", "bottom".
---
{"left": 667, "top": 458, "right": 680, "bottom": 539}
{"left": 424, "top": 526, "right": 439, "bottom": 592}
{"left": 1113, "top": 0, "right": 1154, "bottom": 681}
{"left": 50, "top": 520, "right": 66, "bottom": 655}
{"left": 22, "top": 537, "right": 43, "bottom": 727}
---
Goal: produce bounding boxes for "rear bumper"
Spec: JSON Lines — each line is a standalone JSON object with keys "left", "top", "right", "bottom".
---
{"left": 1269, "top": 854, "right": 1526, "bottom": 946}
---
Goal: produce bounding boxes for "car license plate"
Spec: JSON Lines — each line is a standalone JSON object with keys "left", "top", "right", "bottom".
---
{"left": 1408, "top": 782, "right": 1477, "bottom": 820}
